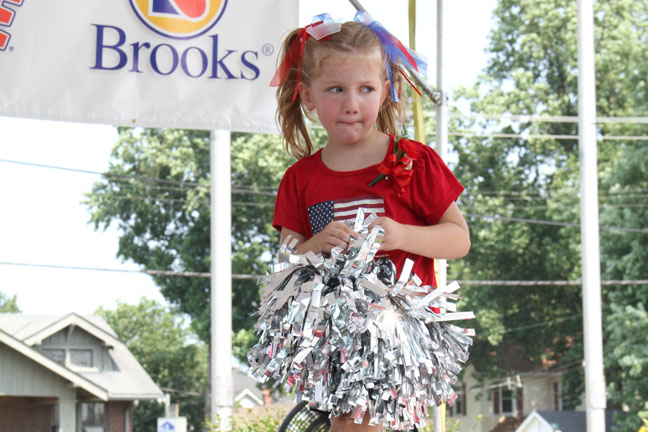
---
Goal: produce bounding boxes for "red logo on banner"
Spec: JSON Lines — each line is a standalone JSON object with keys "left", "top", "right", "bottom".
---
{"left": 0, "top": 0, "right": 23, "bottom": 51}
{"left": 129, "top": 0, "right": 227, "bottom": 39}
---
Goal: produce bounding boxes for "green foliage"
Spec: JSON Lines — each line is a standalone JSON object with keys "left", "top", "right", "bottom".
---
{"left": 95, "top": 299, "right": 207, "bottom": 432}
{"left": 600, "top": 144, "right": 648, "bottom": 431}
{"left": 0, "top": 292, "right": 20, "bottom": 313}
{"left": 205, "top": 408, "right": 287, "bottom": 432}
{"left": 85, "top": 129, "right": 293, "bottom": 348}
{"left": 450, "top": 0, "right": 648, "bottom": 414}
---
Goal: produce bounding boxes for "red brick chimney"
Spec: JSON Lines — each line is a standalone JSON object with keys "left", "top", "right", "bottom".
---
{"left": 263, "top": 388, "right": 272, "bottom": 406}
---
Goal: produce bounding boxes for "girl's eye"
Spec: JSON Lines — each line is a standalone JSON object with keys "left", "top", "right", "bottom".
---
{"left": 328, "top": 86, "right": 343, "bottom": 93}
{"left": 361, "top": 86, "right": 375, "bottom": 93}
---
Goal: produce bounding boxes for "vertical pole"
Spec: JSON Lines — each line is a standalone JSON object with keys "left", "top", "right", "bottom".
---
{"left": 577, "top": 1, "right": 607, "bottom": 431}
{"left": 210, "top": 129, "right": 233, "bottom": 430}
{"left": 409, "top": 0, "right": 425, "bottom": 142}
{"left": 434, "top": 1, "right": 447, "bottom": 431}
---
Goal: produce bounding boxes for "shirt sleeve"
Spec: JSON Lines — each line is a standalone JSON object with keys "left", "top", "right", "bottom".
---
{"left": 272, "top": 166, "right": 307, "bottom": 235}
{"left": 410, "top": 143, "right": 464, "bottom": 225}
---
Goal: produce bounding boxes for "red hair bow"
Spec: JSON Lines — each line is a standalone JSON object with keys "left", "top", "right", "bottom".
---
{"left": 270, "top": 15, "right": 341, "bottom": 101}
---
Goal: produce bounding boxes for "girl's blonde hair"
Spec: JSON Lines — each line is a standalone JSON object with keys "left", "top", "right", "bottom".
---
{"left": 276, "top": 21, "right": 406, "bottom": 160}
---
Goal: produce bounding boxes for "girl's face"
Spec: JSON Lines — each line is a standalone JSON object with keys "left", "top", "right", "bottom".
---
{"left": 299, "top": 51, "right": 389, "bottom": 148}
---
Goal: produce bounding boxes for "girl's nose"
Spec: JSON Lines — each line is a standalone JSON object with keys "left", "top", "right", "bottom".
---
{"left": 343, "top": 94, "right": 359, "bottom": 114}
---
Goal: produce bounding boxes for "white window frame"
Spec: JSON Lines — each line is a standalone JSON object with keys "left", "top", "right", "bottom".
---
{"left": 498, "top": 387, "right": 517, "bottom": 416}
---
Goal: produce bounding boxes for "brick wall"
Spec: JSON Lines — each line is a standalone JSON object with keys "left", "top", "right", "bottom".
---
{"left": 0, "top": 396, "right": 52, "bottom": 432}
{"left": 108, "top": 401, "right": 133, "bottom": 432}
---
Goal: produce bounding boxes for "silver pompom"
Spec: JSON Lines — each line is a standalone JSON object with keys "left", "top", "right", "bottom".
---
{"left": 247, "top": 209, "right": 474, "bottom": 430}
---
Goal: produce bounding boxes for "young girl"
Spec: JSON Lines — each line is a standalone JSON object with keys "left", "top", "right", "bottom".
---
{"left": 264, "top": 12, "right": 470, "bottom": 432}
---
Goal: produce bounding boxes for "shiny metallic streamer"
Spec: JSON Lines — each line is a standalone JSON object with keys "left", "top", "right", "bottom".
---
{"left": 247, "top": 209, "right": 474, "bottom": 430}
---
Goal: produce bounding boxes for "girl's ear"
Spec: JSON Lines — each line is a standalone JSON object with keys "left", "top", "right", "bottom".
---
{"left": 298, "top": 82, "right": 315, "bottom": 110}
{"left": 381, "top": 79, "right": 391, "bottom": 106}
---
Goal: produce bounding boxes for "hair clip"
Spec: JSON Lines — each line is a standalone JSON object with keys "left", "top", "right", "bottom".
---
{"left": 354, "top": 11, "right": 428, "bottom": 102}
{"left": 270, "top": 13, "right": 342, "bottom": 101}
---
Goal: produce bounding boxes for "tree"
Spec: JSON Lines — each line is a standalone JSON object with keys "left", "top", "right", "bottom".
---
{"left": 95, "top": 299, "right": 208, "bottom": 431}
{"left": 449, "top": 0, "right": 648, "bottom": 415}
{"left": 600, "top": 143, "right": 648, "bottom": 431}
{"left": 0, "top": 291, "right": 20, "bottom": 313}
{"left": 85, "top": 129, "right": 296, "bottom": 352}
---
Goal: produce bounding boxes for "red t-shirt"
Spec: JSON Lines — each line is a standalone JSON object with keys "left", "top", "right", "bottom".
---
{"left": 273, "top": 136, "right": 464, "bottom": 288}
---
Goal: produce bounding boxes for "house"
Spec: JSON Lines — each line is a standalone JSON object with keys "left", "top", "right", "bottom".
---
{"left": 445, "top": 346, "right": 585, "bottom": 432}
{"left": 515, "top": 410, "right": 624, "bottom": 432}
{"left": 232, "top": 364, "right": 295, "bottom": 412}
{"left": 0, "top": 313, "right": 163, "bottom": 432}
{"left": 233, "top": 366, "right": 266, "bottom": 408}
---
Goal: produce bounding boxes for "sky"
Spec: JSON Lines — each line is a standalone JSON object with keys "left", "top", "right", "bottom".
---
{"left": 0, "top": 0, "right": 497, "bottom": 316}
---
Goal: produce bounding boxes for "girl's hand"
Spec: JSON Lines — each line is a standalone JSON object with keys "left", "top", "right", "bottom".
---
{"left": 280, "top": 223, "right": 358, "bottom": 257}
{"left": 312, "top": 221, "right": 358, "bottom": 254}
{"left": 369, "top": 216, "right": 404, "bottom": 251}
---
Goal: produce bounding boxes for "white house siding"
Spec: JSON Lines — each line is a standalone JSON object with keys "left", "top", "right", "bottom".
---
{"left": 522, "top": 377, "right": 558, "bottom": 413}
{"left": 0, "top": 343, "right": 75, "bottom": 399}
{"left": 0, "top": 343, "right": 78, "bottom": 431}
{"left": 444, "top": 365, "right": 568, "bottom": 432}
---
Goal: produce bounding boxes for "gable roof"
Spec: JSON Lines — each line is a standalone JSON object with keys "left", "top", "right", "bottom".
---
{"left": 0, "top": 313, "right": 122, "bottom": 347}
{"left": 0, "top": 327, "right": 109, "bottom": 400}
{"left": 0, "top": 313, "right": 163, "bottom": 401}
{"left": 234, "top": 388, "right": 264, "bottom": 406}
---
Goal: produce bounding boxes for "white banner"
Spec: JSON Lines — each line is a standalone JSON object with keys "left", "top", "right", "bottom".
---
{"left": 0, "top": 0, "right": 298, "bottom": 133}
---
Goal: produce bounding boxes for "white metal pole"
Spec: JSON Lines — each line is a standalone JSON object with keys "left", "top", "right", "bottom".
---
{"left": 210, "top": 129, "right": 233, "bottom": 430}
{"left": 577, "top": 1, "right": 607, "bottom": 430}
{"left": 434, "top": 1, "right": 447, "bottom": 431}
{"left": 435, "top": 0, "right": 448, "bottom": 291}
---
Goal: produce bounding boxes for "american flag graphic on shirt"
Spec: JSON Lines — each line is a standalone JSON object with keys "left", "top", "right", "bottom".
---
{"left": 307, "top": 195, "right": 385, "bottom": 234}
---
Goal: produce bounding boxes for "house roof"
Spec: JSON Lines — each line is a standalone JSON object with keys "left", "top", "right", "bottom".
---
{"left": 516, "top": 410, "right": 624, "bottom": 432}
{"left": 0, "top": 313, "right": 163, "bottom": 401}
{"left": 0, "top": 328, "right": 109, "bottom": 400}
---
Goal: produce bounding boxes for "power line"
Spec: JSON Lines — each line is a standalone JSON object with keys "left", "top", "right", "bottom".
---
{"left": 467, "top": 188, "right": 648, "bottom": 196}
{"left": 447, "top": 131, "right": 648, "bottom": 142}
{"left": 2, "top": 261, "right": 647, "bottom": 285}
{"left": 464, "top": 213, "right": 648, "bottom": 234}
{"left": 0, "top": 157, "right": 204, "bottom": 187}
{"left": 0, "top": 158, "right": 276, "bottom": 196}
{"left": 4, "top": 157, "right": 648, "bottom": 199}
{"left": 0, "top": 261, "right": 211, "bottom": 278}
{"left": 449, "top": 112, "right": 648, "bottom": 124}
{"left": 3, "top": 159, "right": 647, "bottom": 231}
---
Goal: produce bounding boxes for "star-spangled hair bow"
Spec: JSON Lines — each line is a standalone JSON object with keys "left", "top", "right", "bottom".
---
{"left": 270, "top": 13, "right": 342, "bottom": 101}
{"left": 354, "top": 11, "right": 428, "bottom": 102}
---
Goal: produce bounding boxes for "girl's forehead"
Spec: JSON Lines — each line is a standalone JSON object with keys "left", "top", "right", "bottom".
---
{"left": 318, "top": 49, "right": 385, "bottom": 73}
{"left": 321, "top": 48, "right": 382, "bottom": 65}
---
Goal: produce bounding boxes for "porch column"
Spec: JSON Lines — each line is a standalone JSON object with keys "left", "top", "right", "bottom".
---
{"left": 57, "top": 398, "right": 76, "bottom": 432}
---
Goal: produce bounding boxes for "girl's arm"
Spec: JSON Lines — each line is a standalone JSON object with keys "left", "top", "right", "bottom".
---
{"left": 369, "top": 201, "right": 470, "bottom": 259}
{"left": 280, "top": 222, "right": 358, "bottom": 257}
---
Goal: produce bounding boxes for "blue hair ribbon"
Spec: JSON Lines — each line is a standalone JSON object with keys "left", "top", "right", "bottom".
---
{"left": 354, "top": 11, "right": 428, "bottom": 102}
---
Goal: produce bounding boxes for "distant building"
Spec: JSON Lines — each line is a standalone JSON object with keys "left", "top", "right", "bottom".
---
{"left": 446, "top": 344, "right": 585, "bottom": 432}
{"left": 232, "top": 364, "right": 294, "bottom": 408}
{"left": 0, "top": 312, "right": 163, "bottom": 432}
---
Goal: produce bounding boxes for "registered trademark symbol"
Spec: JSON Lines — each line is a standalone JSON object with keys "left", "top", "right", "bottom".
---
{"left": 262, "top": 43, "right": 274, "bottom": 56}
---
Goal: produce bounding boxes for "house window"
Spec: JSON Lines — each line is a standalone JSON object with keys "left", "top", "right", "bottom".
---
{"left": 42, "top": 348, "right": 65, "bottom": 364}
{"left": 493, "top": 386, "right": 522, "bottom": 416}
{"left": 70, "top": 349, "right": 93, "bottom": 368}
{"left": 449, "top": 383, "right": 467, "bottom": 416}
{"left": 80, "top": 402, "right": 105, "bottom": 432}
{"left": 501, "top": 389, "right": 515, "bottom": 414}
